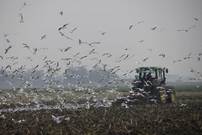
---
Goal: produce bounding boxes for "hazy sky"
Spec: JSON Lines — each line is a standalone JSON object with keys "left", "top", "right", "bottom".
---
{"left": 0, "top": 0, "right": 202, "bottom": 78}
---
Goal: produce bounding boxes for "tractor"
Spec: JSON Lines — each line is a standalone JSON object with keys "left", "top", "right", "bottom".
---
{"left": 114, "top": 67, "right": 176, "bottom": 105}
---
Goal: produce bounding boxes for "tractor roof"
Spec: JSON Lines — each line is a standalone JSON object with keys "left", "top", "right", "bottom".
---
{"left": 136, "top": 67, "right": 166, "bottom": 71}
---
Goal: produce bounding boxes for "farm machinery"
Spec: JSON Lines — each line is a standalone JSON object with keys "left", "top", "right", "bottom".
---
{"left": 114, "top": 67, "right": 176, "bottom": 105}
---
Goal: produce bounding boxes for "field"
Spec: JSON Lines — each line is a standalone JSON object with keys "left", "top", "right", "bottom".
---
{"left": 0, "top": 86, "right": 202, "bottom": 135}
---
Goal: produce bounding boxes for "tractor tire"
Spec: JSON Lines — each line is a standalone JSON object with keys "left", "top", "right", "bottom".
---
{"left": 159, "top": 90, "right": 167, "bottom": 103}
{"left": 166, "top": 90, "right": 176, "bottom": 103}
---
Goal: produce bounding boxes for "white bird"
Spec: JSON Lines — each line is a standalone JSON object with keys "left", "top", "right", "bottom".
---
{"left": 51, "top": 115, "right": 65, "bottom": 124}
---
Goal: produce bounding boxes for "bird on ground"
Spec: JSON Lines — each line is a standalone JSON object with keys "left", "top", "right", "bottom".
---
{"left": 51, "top": 114, "right": 65, "bottom": 124}
{"left": 5, "top": 46, "right": 12, "bottom": 54}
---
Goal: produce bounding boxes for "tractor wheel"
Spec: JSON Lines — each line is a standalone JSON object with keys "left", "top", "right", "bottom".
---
{"left": 166, "top": 90, "right": 176, "bottom": 103}
{"left": 159, "top": 90, "right": 167, "bottom": 103}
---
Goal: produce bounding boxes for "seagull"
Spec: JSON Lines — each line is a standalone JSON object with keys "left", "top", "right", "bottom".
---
{"left": 6, "top": 38, "right": 10, "bottom": 43}
{"left": 193, "top": 17, "right": 199, "bottom": 21}
{"left": 177, "top": 29, "right": 189, "bottom": 32}
{"left": 58, "top": 23, "right": 69, "bottom": 31}
{"left": 33, "top": 48, "right": 37, "bottom": 55}
{"left": 143, "top": 57, "right": 149, "bottom": 62}
{"left": 19, "top": 2, "right": 27, "bottom": 10}
{"left": 40, "top": 34, "right": 46, "bottom": 40}
{"left": 64, "top": 47, "right": 72, "bottom": 52}
{"left": 59, "top": 11, "right": 63, "bottom": 16}
{"left": 59, "top": 31, "right": 73, "bottom": 40}
{"left": 0, "top": 56, "right": 3, "bottom": 60}
{"left": 138, "top": 40, "right": 144, "bottom": 43}
{"left": 80, "top": 55, "right": 88, "bottom": 60}
{"left": 22, "top": 43, "right": 30, "bottom": 49}
{"left": 5, "top": 46, "right": 12, "bottom": 54}
{"left": 151, "top": 26, "right": 157, "bottom": 31}
{"left": 5, "top": 65, "right": 11, "bottom": 70}
{"left": 89, "top": 49, "right": 96, "bottom": 55}
{"left": 69, "top": 27, "right": 77, "bottom": 33}
{"left": 102, "top": 53, "right": 112, "bottom": 58}
{"left": 19, "top": 13, "right": 24, "bottom": 23}
{"left": 73, "top": 52, "right": 80, "bottom": 57}
{"left": 88, "top": 41, "right": 101, "bottom": 47}
{"left": 129, "top": 25, "right": 133, "bottom": 30}
{"left": 159, "top": 53, "right": 166, "bottom": 58}
{"left": 51, "top": 115, "right": 65, "bottom": 124}
{"left": 101, "top": 32, "right": 106, "bottom": 35}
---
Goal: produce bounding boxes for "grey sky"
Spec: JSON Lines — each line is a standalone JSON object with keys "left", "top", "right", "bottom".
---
{"left": 0, "top": 0, "right": 202, "bottom": 78}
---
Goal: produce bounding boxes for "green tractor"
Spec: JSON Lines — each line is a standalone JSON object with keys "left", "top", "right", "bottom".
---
{"left": 114, "top": 67, "right": 176, "bottom": 105}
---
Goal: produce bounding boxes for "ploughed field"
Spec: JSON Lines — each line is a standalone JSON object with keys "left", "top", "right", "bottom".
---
{"left": 0, "top": 88, "right": 202, "bottom": 135}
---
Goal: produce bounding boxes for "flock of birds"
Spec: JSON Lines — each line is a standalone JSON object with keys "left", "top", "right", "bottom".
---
{"left": 0, "top": 2, "right": 202, "bottom": 86}
{"left": 0, "top": 1, "right": 202, "bottom": 123}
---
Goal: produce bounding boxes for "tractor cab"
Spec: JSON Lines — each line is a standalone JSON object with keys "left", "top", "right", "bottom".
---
{"left": 135, "top": 67, "right": 168, "bottom": 86}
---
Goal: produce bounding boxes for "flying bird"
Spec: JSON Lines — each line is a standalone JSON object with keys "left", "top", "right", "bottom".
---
{"left": 22, "top": 43, "right": 30, "bottom": 49}
{"left": 159, "top": 53, "right": 166, "bottom": 58}
{"left": 101, "top": 32, "right": 106, "bottom": 35}
{"left": 151, "top": 26, "right": 157, "bottom": 31}
{"left": 88, "top": 41, "right": 101, "bottom": 46}
{"left": 138, "top": 40, "right": 144, "bottom": 43}
{"left": 80, "top": 55, "right": 88, "bottom": 60}
{"left": 59, "top": 11, "right": 63, "bottom": 16}
{"left": 19, "top": 13, "right": 24, "bottom": 23}
{"left": 5, "top": 46, "right": 12, "bottom": 54}
{"left": 33, "top": 48, "right": 37, "bottom": 55}
{"left": 40, "top": 34, "right": 46, "bottom": 40}
{"left": 69, "top": 27, "right": 77, "bottom": 33}
{"left": 58, "top": 23, "right": 69, "bottom": 31}
{"left": 177, "top": 29, "right": 189, "bottom": 32}
{"left": 129, "top": 25, "right": 133, "bottom": 30}
{"left": 193, "top": 17, "right": 199, "bottom": 21}
{"left": 89, "top": 49, "right": 96, "bottom": 55}
{"left": 64, "top": 47, "right": 72, "bottom": 52}
{"left": 143, "top": 57, "right": 149, "bottom": 62}
{"left": 59, "top": 31, "right": 73, "bottom": 40}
